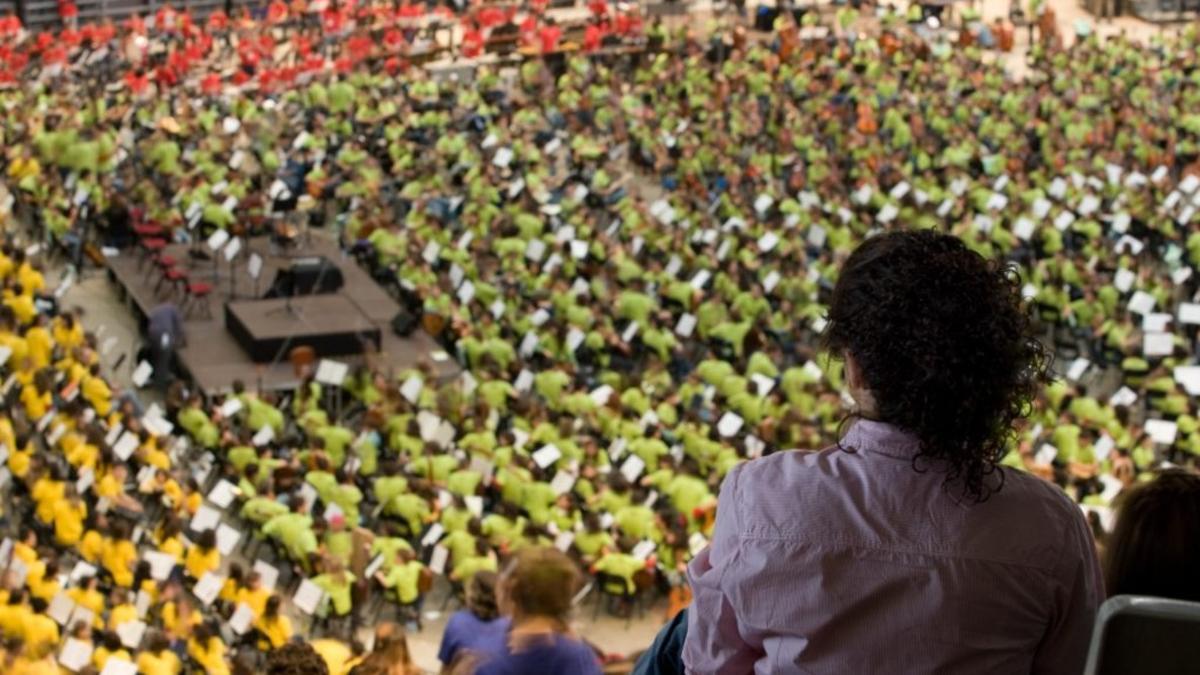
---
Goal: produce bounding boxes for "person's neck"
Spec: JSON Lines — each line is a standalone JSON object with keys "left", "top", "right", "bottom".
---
{"left": 510, "top": 614, "right": 566, "bottom": 637}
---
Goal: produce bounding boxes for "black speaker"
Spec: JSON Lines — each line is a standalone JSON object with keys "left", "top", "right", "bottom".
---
{"left": 392, "top": 310, "right": 419, "bottom": 337}
{"left": 265, "top": 256, "right": 344, "bottom": 298}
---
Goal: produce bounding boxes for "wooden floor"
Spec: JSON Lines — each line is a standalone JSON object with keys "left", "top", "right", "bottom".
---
{"left": 106, "top": 235, "right": 455, "bottom": 395}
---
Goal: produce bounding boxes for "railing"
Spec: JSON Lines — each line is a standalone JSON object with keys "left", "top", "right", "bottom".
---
{"left": 14, "top": 0, "right": 267, "bottom": 30}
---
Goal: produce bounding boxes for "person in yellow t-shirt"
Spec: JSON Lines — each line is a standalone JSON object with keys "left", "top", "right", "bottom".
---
{"left": 107, "top": 588, "right": 138, "bottom": 631}
{"left": 101, "top": 522, "right": 138, "bottom": 588}
{"left": 236, "top": 571, "right": 271, "bottom": 618}
{"left": 136, "top": 632, "right": 182, "bottom": 675}
{"left": 67, "top": 576, "right": 106, "bottom": 622}
{"left": 3, "top": 284, "right": 36, "bottom": 326}
{"left": 52, "top": 312, "right": 84, "bottom": 352}
{"left": 78, "top": 526, "right": 106, "bottom": 564}
{"left": 8, "top": 641, "right": 58, "bottom": 675}
{"left": 21, "top": 314, "right": 52, "bottom": 369}
{"left": 187, "top": 623, "right": 230, "bottom": 675}
{"left": 8, "top": 433, "right": 33, "bottom": 481}
{"left": 255, "top": 595, "right": 294, "bottom": 649}
{"left": 81, "top": 363, "right": 113, "bottom": 417}
{"left": 157, "top": 518, "right": 186, "bottom": 563}
{"left": 15, "top": 257, "right": 45, "bottom": 297}
{"left": 53, "top": 487, "right": 87, "bottom": 547}
{"left": 27, "top": 560, "right": 60, "bottom": 603}
{"left": 21, "top": 598, "right": 60, "bottom": 654}
{"left": 92, "top": 631, "right": 132, "bottom": 672}
{"left": 30, "top": 465, "right": 65, "bottom": 525}
{"left": 184, "top": 528, "right": 221, "bottom": 581}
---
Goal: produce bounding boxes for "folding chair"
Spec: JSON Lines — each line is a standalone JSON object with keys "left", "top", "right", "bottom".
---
{"left": 1085, "top": 595, "right": 1200, "bottom": 675}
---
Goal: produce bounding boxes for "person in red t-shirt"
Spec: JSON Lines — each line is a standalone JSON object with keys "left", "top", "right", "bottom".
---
{"left": 587, "top": 20, "right": 608, "bottom": 52}
{"left": 539, "top": 19, "right": 562, "bottom": 54}
{"left": 201, "top": 72, "right": 221, "bottom": 95}
{"left": 58, "top": 0, "right": 78, "bottom": 28}
{"left": 207, "top": 9, "right": 228, "bottom": 32}
{"left": 462, "top": 25, "right": 484, "bottom": 58}
{"left": 0, "top": 13, "right": 20, "bottom": 38}
{"left": 587, "top": 0, "right": 608, "bottom": 19}
{"left": 268, "top": 0, "right": 289, "bottom": 24}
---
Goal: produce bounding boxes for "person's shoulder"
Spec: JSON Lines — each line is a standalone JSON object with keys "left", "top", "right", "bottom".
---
{"left": 726, "top": 445, "right": 841, "bottom": 493}
{"left": 991, "top": 467, "right": 1082, "bottom": 524}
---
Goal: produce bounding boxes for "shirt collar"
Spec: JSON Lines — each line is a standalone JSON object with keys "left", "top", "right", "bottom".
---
{"left": 841, "top": 418, "right": 923, "bottom": 460}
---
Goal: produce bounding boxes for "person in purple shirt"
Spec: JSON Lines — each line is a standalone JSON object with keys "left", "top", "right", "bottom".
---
{"left": 474, "top": 547, "right": 602, "bottom": 675}
{"left": 685, "top": 231, "right": 1103, "bottom": 673}
{"left": 437, "top": 571, "right": 511, "bottom": 668}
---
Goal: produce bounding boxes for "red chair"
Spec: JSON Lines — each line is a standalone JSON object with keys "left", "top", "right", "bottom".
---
{"left": 133, "top": 223, "right": 165, "bottom": 241}
{"left": 146, "top": 253, "right": 178, "bottom": 283}
{"left": 155, "top": 267, "right": 189, "bottom": 298}
{"left": 138, "top": 238, "right": 167, "bottom": 271}
{"left": 183, "top": 281, "right": 214, "bottom": 318}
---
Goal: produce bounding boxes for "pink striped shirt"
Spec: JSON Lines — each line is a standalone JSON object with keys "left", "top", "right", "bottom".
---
{"left": 685, "top": 419, "right": 1103, "bottom": 674}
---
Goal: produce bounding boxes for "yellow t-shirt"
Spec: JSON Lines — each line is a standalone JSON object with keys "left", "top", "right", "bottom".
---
{"left": 108, "top": 603, "right": 138, "bottom": 631}
{"left": 137, "top": 650, "right": 182, "bottom": 675}
{"left": 101, "top": 539, "right": 137, "bottom": 587}
{"left": 23, "top": 326, "right": 52, "bottom": 369}
{"left": 21, "top": 613, "right": 59, "bottom": 653}
{"left": 187, "top": 636, "right": 230, "bottom": 675}
{"left": 184, "top": 546, "right": 221, "bottom": 580}
{"left": 92, "top": 645, "right": 131, "bottom": 671}
{"left": 257, "top": 614, "right": 293, "bottom": 649}
{"left": 79, "top": 530, "right": 105, "bottom": 563}
{"left": 53, "top": 499, "right": 87, "bottom": 547}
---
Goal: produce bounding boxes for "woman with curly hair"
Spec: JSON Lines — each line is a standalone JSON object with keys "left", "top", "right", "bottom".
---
{"left": 683, "top": 230, "right": 1102, "bottom": 673}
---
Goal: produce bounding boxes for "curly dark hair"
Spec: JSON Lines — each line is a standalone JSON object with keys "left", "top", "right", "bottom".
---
{"left": 822, "top": 230, "right": 1049, "bottom": 502}
{"left": 265, "top": 642, "right": 330, "bottom": 675}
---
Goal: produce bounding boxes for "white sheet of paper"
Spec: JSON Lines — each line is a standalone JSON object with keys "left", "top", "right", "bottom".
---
{"left": 144, "top": 551, "right": 175, "bottom": 581}
{"left": 533, "top": 445, "right": 562, "bottom": 469}
{"left": 763, "top": 270, "right": 781, "bottom": 294}
{"left": 550, "top": 471, "right": 576, "bottom": 497}
{"left": 229, "top": 602, "right": 255, "bottom": 635}
{"left": 1077, "top": 195, "right": 1100, "bottom": 216}
{"left": 254, "top": 560, "right": 279, "bottom": 592}
{"left": 1181, "top": 175, "right": 1200, "bottom": 194}
{"left": 208, "top": 480, "right": 238, "bottom": 509}
{"left": 676, "top": 313, "right": 697, "bottom": 337}
{"left": 1013, "top": 217, "right": 1035, "bottom": 241}
{"left": 877, "top": 203, "right": 899, "bottom": 223}
{"left": 48, "top": 593, "right": 75, "bottom": 625}
{"left": 116, "top": 619, "right": 147, "bottom": 649}
{"left": 1144, "top": 313, "right": 1172, "bottom": 332}
{"left": 1048, "top": 177, "right": 1067, "bottom": 200}
{"left": 717, "top": 412, "right": 745, "bottom": 438}
{"left": 223, "top": 237, "right": 242, "bottom": 261}
{"left": 1146, "top": 419, "right": 1179, "bottom": 445}
{"left": 400, "top": 376, "right": 423, "bottom": 404}
{"left": 216, "top": 523, "right": 241, "bottom": 555}
{"left": 315, "top": 359, "right": 349, "bottom": 386}
{"left": 1179, "top": 303, "right": 1200, "bottom": 325}
{"left": 1144, "top": 332, "right": 1174, "bottom": 356}
{"left": 131, "top": 360, "right": 153, "bottom": 388}
{"left": 1174, "top": 366, "right": 1200, "bottom": 396}
{"left": 293, "top": 578, "right": 326, "bottom": 615}
{"left": 112, "top": 431, "right": 139, "bottom": 461}
{"left": 632, "top": 539, "right": 657, "bottom": 562}
{"left": 1053, "top": 211, "right": 1075, "bottom": 231}
{"left": 1035, "top": 443, "right": 1058, "bottom": 465}
{"left": 504, "top": 366, "right": 530, "bottom": 394}
{"left": 206, "top": 228, "right": 230, "bottom": 252}
{"left": 525, "top": 238, "right": 546, "bottom": 262}
{"left": 191, "top": 504, "right": 222, "bottom": 534}
{"left": 757, "top": 232, "right": 779, "bottom": 253}
{"left": 465, "top": 495, "right": 484, "bottom": 518}
{"left": 1033, "top": 197, "right": 1052, "bottom": 219}
{"left": 690, "top": 269, "right": 712, "bottom": 290}
{"left": 1110, "top": 386, "right": 1138, "bottom": 407}
{"left": 554, "top": 531, "right": 575, "bottom": 553}
{"left": 751, "top": 374, "right": 776, "bottom": 396}
{"left": 252, "top": 424, "right": 274, "bottom": 447}
{"left": 619, "top": 454, "right": 646, "bottom": 483}
{"left": 1111, "top": 212, "right": 1131, "bottom": 233}
{"left": 1128, "top": 290, "right": 1156, "bottom": 315}
{"left": 1067, "top": 358, "right": 1090, "bottom": 382}
{"left": 429, "top": 544, "right": 450, "bottom": 575}
{"left": 193, "top": 572, "right": 224, "bottom": 607}
{"left": 1114, "top": 268, "right": 1136, "bottom": 293}
{"left": 59, "top": 638, "right": 94, "bottom": 672}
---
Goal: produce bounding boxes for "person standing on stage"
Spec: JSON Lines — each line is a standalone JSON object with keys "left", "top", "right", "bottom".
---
{"left": 147, "top": 302, "right": 186, "bottom": 390}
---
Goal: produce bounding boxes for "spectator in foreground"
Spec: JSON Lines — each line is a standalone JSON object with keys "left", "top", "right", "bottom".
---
{"left": 473, "top": 547, "right": 600, "bottom": 675}
{"left": 685, "top": 231, "right": 1104, "bottom": 673}
{"left": 1104, "top": 469, "right": 1200, "bottom": 602}
{"left": 266, "top": 641, "right": 330, "bottom": 675}
{"left": 438, "top": 571, "right": 510, "bottom": 669}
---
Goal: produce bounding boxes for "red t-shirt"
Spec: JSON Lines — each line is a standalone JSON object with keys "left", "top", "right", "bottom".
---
{"left": 58, "top": 1, "right": 78, "bottom": 19}
{"left": 587, "top": 0, "right": 608, "bottom": 17}
{"left": 201, "top": 72, "right": 221, "bottom": 94}
{"left": 268, "top": 0, "right": 288, "bottom": 23}
{"left": 208, "top": 10, "right": 228, "bottom": 31}
{"left": 539, "top": 25, "right": 562, "bottom": 53}
{"left": 583, "top": 23, "right": 603, "bottom": 51}
{"left": 462, "top": 28, "right": 484, "bottom": 58}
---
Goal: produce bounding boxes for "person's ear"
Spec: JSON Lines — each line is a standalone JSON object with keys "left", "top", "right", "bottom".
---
{"left": 844, "top": 352, "right": 878, "bottom": 416}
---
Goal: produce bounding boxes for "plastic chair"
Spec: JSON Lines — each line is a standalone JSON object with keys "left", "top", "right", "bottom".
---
{"left": 1084, "top": 595, "right": 1200, "bottom": 675}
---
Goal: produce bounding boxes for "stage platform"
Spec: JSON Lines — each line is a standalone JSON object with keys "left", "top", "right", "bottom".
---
{"left": 226, "top": 295, "right": 382, "bottom": 362}
{"left": 106, "top": 235, "right": 455, "bottom": 396}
